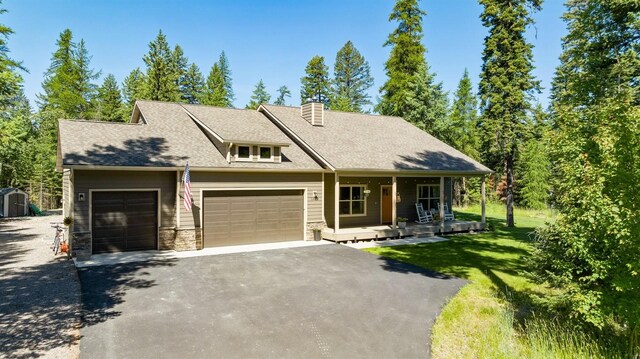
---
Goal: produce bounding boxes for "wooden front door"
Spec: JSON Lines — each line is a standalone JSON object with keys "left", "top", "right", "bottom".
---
{"left": 381, "top": 185, "right": 392, "bottom": 224}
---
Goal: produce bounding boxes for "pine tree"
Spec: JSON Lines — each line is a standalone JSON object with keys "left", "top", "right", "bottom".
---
{"left": 0, "top": 5, "right": 24, "bottom": 107}
{"left": 478, "top": 0, "right": 541, "bottom": 227}
{"left": 300, "top": 55, "right": 330, "bottom": 106}
{"left": 246, "top": 80, "right": 270, "bottom": 109}
{"left": 143, "top": 30, "right": 180, "bottom": 101}
{"left": 274, "top": 85, "right": 291, "bottom": 106}
{"left": 530, "top": 0, "right": 640, "bottom": 329}
{"left": 201, "top": 63, "right": 227, "bottom": 106}
{"left": 518, "top": 138, "right": 550, "bottom": 209}
{"left": 217, "top": 51, "right": 234, "bottom": 105}
{"left": 404, "top": 62, "right": 449, "bottom": 139}
{"left": 96, "top": 74, "right": 125, "bottom": 122}
{"left": 181, "top": 63, "right": 205, "bottom": 104}
{"left": 333, "top": 41, "right": 374, "bottom": 112}
{"left": 122, "top": 67, "right": 146, "bottom": 107}
{"left": 39, "top": 29, "right": 98, "bottom": 118}
{"left": 172, "top": 45, "right": 189, "bottom": 102}
{"left": 0, "top": 94, "right": 34, "bottom": 188}
{"left": 377, "top": 0, "right": 426, "bottom": 117}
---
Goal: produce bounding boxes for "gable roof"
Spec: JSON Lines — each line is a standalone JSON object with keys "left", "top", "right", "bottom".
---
{"left": 0, "top": 188, "right": 24, "bottom": 196}
{"left": 57, "top": 101, "right": 322, "bottom": 170}
{"left": 260, "top": 105, "right": 492, "bottom": 174}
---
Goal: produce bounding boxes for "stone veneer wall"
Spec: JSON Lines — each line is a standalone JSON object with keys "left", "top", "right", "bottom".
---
{"left": 71, "top": 231, "right": 91, "bottom": 260}
{"left": 160, "top": 227, "right": 197, "bottom": 251}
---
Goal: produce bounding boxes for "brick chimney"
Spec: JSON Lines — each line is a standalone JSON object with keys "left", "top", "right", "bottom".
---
{"left": 301, "top": 100, "right": 324, "bottom": 126}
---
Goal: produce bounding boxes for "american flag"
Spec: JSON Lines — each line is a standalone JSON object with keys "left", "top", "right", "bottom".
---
{"left": 182, "top": 162, "right": 192, "bottom": 212}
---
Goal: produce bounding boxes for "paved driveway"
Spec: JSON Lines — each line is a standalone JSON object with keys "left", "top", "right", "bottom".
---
{"left": 79, "top": 244, "right": 465, "bottom": 359}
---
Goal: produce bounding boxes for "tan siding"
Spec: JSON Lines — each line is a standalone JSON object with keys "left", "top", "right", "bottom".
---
{"left": 180, "top": 172, "right": 323, "bottom": 229}
{"left": 73, "top": 170, "right": 176, "bottom": 233}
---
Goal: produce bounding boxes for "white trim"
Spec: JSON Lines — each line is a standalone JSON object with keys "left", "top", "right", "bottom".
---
{"left": 62, "top": 165, "right": 327, "bottom": 172}
{"left": 392, "top": 177, "right": 397, "bottom": 228}
{"left": 199, "top": 187, "right": 308, "bottom": 244}
{"left": 258, "top": 105, "right": 336, "bottom": 171}
{"left": 235, "top": 144, "right": 253, "bottom": 161}
{"left": 380, "top": 184, "right": 392, "bottom": 224}
{"left": 88, "top": 188, "right": 162, "bottom": 252}
{"left": 321, "top": 173, "right": 325, "bottom": 224}
{"left": 338, "top": 170, "right": 492, "bottom": 177}
{"left": 338, "top": 184, "right": 367, "bottom": 218}
{"left": 2, "top": 188, "right": 29, "bottom": 217}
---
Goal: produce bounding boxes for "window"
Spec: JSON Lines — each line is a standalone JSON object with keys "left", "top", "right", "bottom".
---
{"left": 417, "top": 184, "right": 440, "bottom": 212}
{"left": 236, "top": 145, "right": 251, "bottom": 161}
{"left": 259, "top": 146, "right": 272, "bottom": 161}
{"left": 339, "top": 185, "right": 366, "bottom": 216}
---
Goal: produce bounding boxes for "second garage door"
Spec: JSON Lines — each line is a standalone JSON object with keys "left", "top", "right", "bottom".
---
{"left": 203, "top": 190, "right": 304, "bottom": 247}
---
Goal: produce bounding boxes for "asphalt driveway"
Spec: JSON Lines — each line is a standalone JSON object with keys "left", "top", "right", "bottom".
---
{"left": 78, "top": 244, "right": 465, "bottom": 358}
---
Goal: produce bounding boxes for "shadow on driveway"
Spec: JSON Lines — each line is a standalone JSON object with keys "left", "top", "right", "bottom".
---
{"left": 78, "top": 244, "right": 465, "bottom": 359}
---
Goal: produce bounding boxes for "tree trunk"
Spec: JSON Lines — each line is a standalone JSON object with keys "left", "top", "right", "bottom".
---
{"left": 506, "top": 152, "right": 515, "bottom": 227}
{"left": 453, "top": 178, "right": 462, "bottom": 207}
{"left": 462, "top": 177, "right": 468, "bottom": 207}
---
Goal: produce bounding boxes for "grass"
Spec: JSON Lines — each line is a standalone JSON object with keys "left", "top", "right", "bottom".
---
{"left": 366, "top": 202, "right": 626, "bottom": 358}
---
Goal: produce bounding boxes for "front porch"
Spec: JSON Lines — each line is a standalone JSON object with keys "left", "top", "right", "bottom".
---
{"left": 322, "top": 219, "right": 486, "bottom": 243}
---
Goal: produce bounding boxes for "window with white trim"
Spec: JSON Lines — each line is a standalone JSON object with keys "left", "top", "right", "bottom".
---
{"left": 236, "top": 145, "right": 252, "bottom": 161}
{"left": 417, "top": 184, "right": 440, "bottom": 212}
{"left": 258, "top": 146, "right": 273, "bottom": 161}
{"left": 339, "top": 185, "right": 366, "bottom": 216}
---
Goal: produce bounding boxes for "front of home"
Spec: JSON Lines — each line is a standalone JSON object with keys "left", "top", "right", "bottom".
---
{"left": 57, "top": 100, "right": 491, "bottom": 259}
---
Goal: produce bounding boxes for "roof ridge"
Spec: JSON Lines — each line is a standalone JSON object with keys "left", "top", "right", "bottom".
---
{"left": 264, "top": 103, "right": 404, "bottom": 120}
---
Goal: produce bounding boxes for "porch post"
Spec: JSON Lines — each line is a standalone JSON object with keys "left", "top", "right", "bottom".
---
{"left": 439, "top": 176, "right": 445, "bottom": 232}
{"left": 481, "top": 176, "right": 486, "bottom": 224}
{"left": 392, "top": 176, "right": 397, "bottom": 228}
{"left": 334, "top": 174, "right": 340, "bottom": 234}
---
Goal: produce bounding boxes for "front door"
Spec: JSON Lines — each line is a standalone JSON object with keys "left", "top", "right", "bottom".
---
{"left": 381, "top": 185, "right": 392, "bottom": 224}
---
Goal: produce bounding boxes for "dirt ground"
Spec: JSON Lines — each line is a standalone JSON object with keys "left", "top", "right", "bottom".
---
{"left": 0, "top": 211, "right": 81, "bottom": 359}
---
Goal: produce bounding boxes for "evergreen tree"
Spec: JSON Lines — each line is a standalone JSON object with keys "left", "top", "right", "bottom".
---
{"left": 274, "top": 85, "right": 291, "bottom": 106}
{"left": 530, "top": 0, "right": 640, "bottom": 329}
{"left": 404, "top": 62, "right": 449, "bottom": 139}
{"left": 181, "top": 63, "right": 205, "bottom": 104}
{"left": 96, "top": 74, "right": 125, "bottom": 122}
{"left": 143, "top": 30, "right": 180, "bottom": 101}
{"left": 300, "top": 55, "right": 330, "bottom": 106}
{"left": 377, "top": 0, "right": 426, "bottom": 116}
{"left": 246, "top": 79, "right": 270, "bottom": 109}
{"left": 333, "top": 41, "right": 374, "bottom": 112}
{"left": 478, "top": 0, "right": 541, "bottom": 227}
{"left": 39, "top": 29, "right": 98, "bottom": 119}
{"left": 122, "top": 67, "right": 146, "bottom": 107}
{"left": 518, "top": 137, "right": 550, "bottom": 209}
{"left": 201, "top": 63, "right": 227, "bottom": 106}
{"left": 0, "top": 4, "right": 24, "bottom": 107}
{"left": 172, "top": 45, "right": 189, "bottom": 102}
{"left": 217, "top": 51, "right": 234, "bottom": 105}
{"left": 0, "top": 95, "right": 34, "bottom": 188}
{"left": 449, "top": 69, "right": 481, "bottom": 207}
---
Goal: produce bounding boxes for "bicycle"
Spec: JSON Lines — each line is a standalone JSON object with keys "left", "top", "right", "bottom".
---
{"left": 50, "top": 222, "right": 65, "bottom": 255}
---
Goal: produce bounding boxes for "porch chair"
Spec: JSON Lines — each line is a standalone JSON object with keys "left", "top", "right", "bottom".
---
{"left": 415, "top": 203, "right": 434, "bottom": 224}
{"left": 437, "top": 202, "right": 455, "bottom": 221}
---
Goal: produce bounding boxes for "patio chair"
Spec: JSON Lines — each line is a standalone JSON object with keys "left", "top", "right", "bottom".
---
{"left": 415, "top": 203, "right": 434, "bottom": 224}
{"left": 437, "top": 202, "right": 455, "bottom": 221}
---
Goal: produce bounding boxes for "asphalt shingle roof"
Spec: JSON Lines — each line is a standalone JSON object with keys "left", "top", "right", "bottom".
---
{"left": 262, "top": 104, "right": 492, "bottom": 174}
{"left": 58, "top": 101, "right": 322, "bottom": 170}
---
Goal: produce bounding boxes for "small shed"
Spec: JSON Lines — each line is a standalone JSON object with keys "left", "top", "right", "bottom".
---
{"left": 0, "top": 188, "right": 29, "bottom": 217}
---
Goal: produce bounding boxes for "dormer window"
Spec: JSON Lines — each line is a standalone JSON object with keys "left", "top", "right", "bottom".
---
{"left": 259, "top": 146, "right": 273, "bottom": 161}
{"left": 236, "top": 145, "right": 252, "bottom": 161}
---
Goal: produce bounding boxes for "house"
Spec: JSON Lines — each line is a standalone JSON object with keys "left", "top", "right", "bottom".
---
{"left": 0, "top": 187, "right": 29, "bottom": 218}
{"left": 57, "top": 100, "right": 491, "bottom": 258}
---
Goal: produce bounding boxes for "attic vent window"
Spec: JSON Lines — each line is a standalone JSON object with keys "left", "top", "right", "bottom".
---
{"left": 259, "top": 146, "right": 272, "bottom": 161}
{"left": 237, "top": 146, "right": 251, "bottom": 160}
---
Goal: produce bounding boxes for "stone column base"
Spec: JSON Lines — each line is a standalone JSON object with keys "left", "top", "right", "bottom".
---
{"left": 306, "top": 221, "right": 326, "bottom": 241}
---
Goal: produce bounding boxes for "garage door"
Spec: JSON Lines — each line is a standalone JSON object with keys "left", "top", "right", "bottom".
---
{"left": 92, "top": 191, "right": 158, "bottom": 253}
{"left": 203, "top": 190, "right": 304, "bottom": 247}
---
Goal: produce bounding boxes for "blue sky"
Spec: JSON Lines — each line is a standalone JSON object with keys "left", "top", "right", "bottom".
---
{"left": 4, "top": 0, "right": 567, "bottom": 111}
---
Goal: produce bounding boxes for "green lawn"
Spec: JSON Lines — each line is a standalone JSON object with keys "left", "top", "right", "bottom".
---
{"left": 366, "top": 203, "right": 624, "bottom": 358}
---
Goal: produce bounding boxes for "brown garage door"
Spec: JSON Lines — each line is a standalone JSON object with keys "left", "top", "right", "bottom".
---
{"left": 92, "top": 191, "right": 158, "bottom": 253}
{"left": 203, "top": 190, "right": 304, "bottom": 247}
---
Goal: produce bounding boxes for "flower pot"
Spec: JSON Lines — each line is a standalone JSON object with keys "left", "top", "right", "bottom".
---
{"left": 313, "top": 229, "right": 322, "bottom": 241}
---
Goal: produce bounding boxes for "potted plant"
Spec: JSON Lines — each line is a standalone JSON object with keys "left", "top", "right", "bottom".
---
{"left": 396, "top": 217, "right": 408, "bottom": 229}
